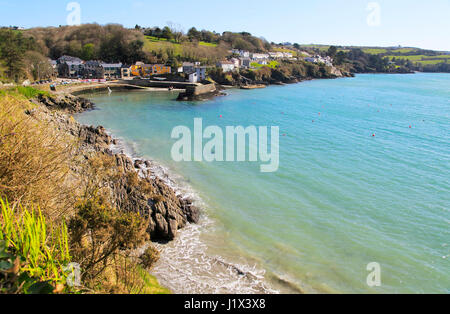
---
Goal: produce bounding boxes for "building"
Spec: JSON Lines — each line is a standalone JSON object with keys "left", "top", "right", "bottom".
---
{"left": 58, "top": 61, "right": 83, "bottom": 78}
{"left": 189, "top": 72, "right": 199, "bottom": 83}
{"left": 305, "top": 55, "right": 333, "bottom": 67}
{"left": 231, "top": 49, "right": 250, "bottom": 58}
{"left": 186, "top": 66, "right": 207, "bottom": 83}
{"left": 101, "top": 63, "right": 123, "bottom": 79}
{"left": 240, "top": 57, "right": 251, "bottom": 68}
{"left": 121, "top": 65, "right": 132, "bottom": 79}
{"left": 194, "top": 66, "right": 207, "bottom": 81}
{"left": 250, "top": 53, "right": 270, "bottom": 61}
{"left": 130, "top": 63, "right": 171, "bottom": 77}
{"left": 230, "top": 58, "right": 240, "bottom": 68}
{"left": 269, "top": 52, "right": 284, "bottom": 59}
{"left": 82, "top": 61, "right": 104, "bottom": 79}
{"left": 182, "top": 62, "right": 195, "bottom": 74}
{"left": 152, "top": 64, "right": 171, "bottom": 75}
{"left": 217, "top": 61, "right": 235, "bottom": 72}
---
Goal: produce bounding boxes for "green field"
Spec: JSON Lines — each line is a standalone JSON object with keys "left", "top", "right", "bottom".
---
{"left": 251, "top": 61, "right": 279, "bottom": 69}
{"left": 386, "top": 54, "right": 450, "bottom": 65}
{"left": 144, "top": 36, "right": 183, "bottom": 56}
{"left": 199, "top": 41, "right": 217, "bottom": 47}
{"left": 143, "top": 36, "right": 219, "bottom": 57}
{"left": 273, "top": 47, "right": 298, "bottom": 56}
{"left": 362, "top": 48, "right": 388, "bottom": 54}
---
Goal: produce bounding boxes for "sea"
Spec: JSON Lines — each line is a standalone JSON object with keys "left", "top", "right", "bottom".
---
{"left": 76, "top": 73, "right": 450, "bottom": 294}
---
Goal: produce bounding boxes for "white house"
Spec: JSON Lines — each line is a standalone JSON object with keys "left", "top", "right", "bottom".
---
{"left": 231, "top": 49, "right": 250, "bottom": 58}
{"left": 250, "top": 53, "right": 270, "bottom": 61}
{"left": 269, "top": 52, "right": 284, "bottom": 59}
{"left": 189, "top": 72, "right": 199, "bottom": 83}
{"left": 230, "top": 57, "right": 240, "bottom": 68}
{"left": 217, "top": 61, "right": 235, "bottom": 72}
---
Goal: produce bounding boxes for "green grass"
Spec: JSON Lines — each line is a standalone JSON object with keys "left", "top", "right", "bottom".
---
{"left": 386, "top": 54, "right": 450, "bottom": 65}
{"left": 273, "top": 47, "right": 298, "bottom": 56}
{"left": 134, "top": 265, "right": 171, "bottom": 294}
{"left": 251, "top": 61, "right": 279, "bottom": 69}
{"left": 143, "top": 36, "right": 183, "bottom": 56}
{"left": 0, "top": 86, "right": 50, "bottom": 99}
{"left": 391, "top": 48, "right": 415, "bottom": 53}
{"left": 0, "top": 198, "right": 72, "bottom": 292}
{"left": 362, "top": 48, "right": 388, "bottom": 54}
{"left": 199, "top": 41, "right": 217, "bottom": 47}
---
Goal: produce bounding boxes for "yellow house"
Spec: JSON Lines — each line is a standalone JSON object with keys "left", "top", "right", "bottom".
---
{"left": 130, "top": 63, "right": 171, "bottom": 77}
{"left": 152, "top": 64, "right": 171, "bottom": 75}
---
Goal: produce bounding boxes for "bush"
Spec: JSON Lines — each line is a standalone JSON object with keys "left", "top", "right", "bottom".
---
{"left": 68, "top": 193, "right": 149, "bottom": 286}
{"left": 140, "top": 246, "right": 160, "bottom": 270}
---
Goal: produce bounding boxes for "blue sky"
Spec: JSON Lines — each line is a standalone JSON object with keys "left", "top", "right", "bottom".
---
{"left": 1, "top": 0, "right": 449, "bottom": 51}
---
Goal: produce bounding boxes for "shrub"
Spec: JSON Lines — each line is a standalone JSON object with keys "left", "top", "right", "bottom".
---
{"left": 139, "top": 246, "right": 160, "bottom": 270}
{"left": 68, "top": 193, "right": 149, "bottom": 286}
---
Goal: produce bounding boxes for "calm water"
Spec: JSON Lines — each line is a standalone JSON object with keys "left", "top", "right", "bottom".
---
{"left": 77, "top": 73, "right": 449, "bottom": 294}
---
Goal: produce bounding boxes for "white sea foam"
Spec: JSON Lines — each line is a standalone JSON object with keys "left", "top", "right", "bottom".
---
{"left": 108, "top": 135, "right": 279, "bottom": 294}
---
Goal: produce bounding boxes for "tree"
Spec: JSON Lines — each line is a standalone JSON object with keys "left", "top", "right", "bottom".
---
{"left": 24, "top": 51, "right": 54, "bottom": 81}
{"left": 327, "top": 46, "right": 337, "bottom": 58}
{"left": 81, "top": 43, "right": 95, "bottom": 60}
{"left": 187, "top": 27, "right": 201, "bottom": 41}
{"left": 0, "top": 30, "right": 28, "bottom": 82}
{"left": 161, "top": 26, "right": 173, "bottom": 41}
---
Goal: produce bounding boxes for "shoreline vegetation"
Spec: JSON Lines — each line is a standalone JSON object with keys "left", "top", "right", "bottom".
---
{"left": 0, "top": 86, "right": 199, "bottom": 294}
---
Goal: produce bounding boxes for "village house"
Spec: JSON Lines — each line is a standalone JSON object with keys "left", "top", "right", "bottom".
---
{"left": 250, "top": 53, "right": 270, "bottom": 61}
{"left": 217, "top": 61, "right": 235, "bottom": 72}
{"left": 231, "top": 49, "right": 250, "bottom": 58}
{"left": 186, "top": 65, "right": 207, "bottom": 83}
{"left": 182, "top": 62, "right": 195, "bottom": 74}
{"left": 82, "top": 60, "right": 104, "bottom": 79}
{"left": 240, "top": 57, "right": 251, "bottom": 68}
{"left": 121, "top": 65, "right": 132, "bottom": 79}
{"left": 101, "top": 63, "right": 123, "bottom": 79}
{"left": 152, "top": 64, "right": 171, "bottom": 75}
{"left": 230, "top": 57, "right": 240, "bottom": 69}
{"left": 57, "top": 56, "right": 83, "bottom": 78}
{"left": 269, "top": 52, "right": 284, "bottom": 59}
{"left": 305, "top": 55, "right": 333, "bottom": 67}
{"left": 130, "top": 63, "right": 171, "bottom": 77}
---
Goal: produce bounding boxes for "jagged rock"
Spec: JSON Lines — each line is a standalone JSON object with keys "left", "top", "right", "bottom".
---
{"left": 37, "top": 94, "right": 94, "bottom": 113}
{"left": 33, "top": 94, "right": 201, "bottom": 242}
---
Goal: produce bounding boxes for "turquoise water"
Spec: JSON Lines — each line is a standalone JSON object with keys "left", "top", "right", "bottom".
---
{"left": 76, "top": 73, "right": 449, "bottom": 294}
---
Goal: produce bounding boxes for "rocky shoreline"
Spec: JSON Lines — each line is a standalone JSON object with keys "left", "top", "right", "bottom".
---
{"left": 31, "top": 93, "right": 200, "bottom": 241}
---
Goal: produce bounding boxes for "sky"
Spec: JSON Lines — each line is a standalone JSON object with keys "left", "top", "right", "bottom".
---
{"left": 1, "top": 0, "right": 449, "bottom": 51}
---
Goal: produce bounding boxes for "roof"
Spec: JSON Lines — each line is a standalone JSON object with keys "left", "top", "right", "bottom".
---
{"left": 58, "top": 55, "right": 83, "bottom": 63}
{"left": 101, "top": 63, "right": 123, "bottom": 68}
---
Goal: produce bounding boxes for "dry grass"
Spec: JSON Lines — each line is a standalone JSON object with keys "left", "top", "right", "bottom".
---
{"left": 0, "top": 94, "right": 76, "bottom": 219}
